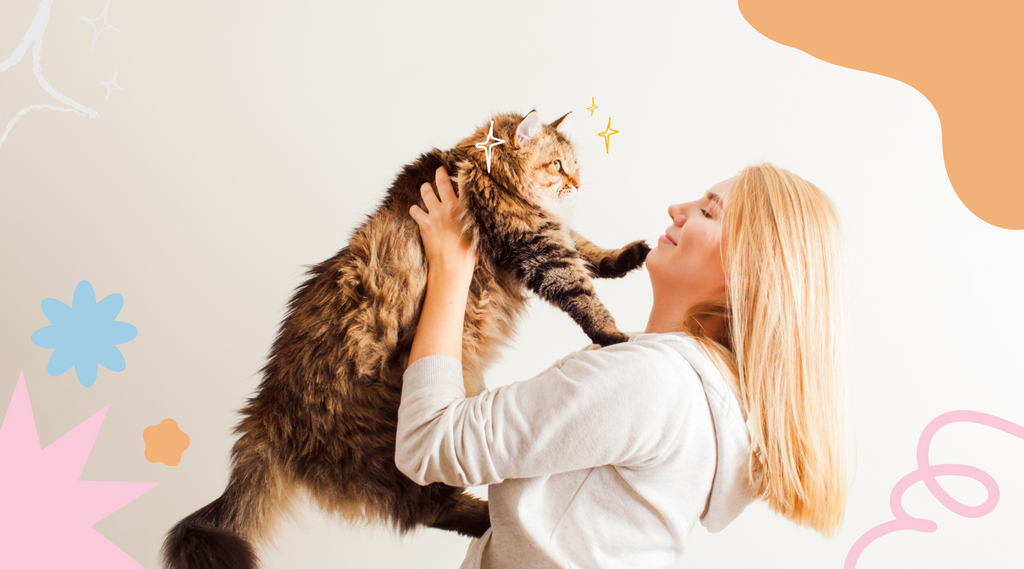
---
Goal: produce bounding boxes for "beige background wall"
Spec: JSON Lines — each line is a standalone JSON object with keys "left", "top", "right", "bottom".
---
{"left": 3, "top": 0, "right": 1023, "bottom": 567}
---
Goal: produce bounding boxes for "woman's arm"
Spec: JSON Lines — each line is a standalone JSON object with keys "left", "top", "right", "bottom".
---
{"left": 396, "top": 340, "right": 695, "bottom": 486}
{"left": 407, "top": 166, "right": 477, "bottom": 366}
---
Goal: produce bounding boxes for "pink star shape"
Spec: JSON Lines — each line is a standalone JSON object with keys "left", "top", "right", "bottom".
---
{"left": 0, "top": 371, "right": 159, "bottom": 568}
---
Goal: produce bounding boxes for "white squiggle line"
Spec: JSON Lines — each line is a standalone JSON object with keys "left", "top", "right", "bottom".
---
{"left": 0, "top": 105, "right": 81, "bottom": 148}
{"left": 0, "top": 0, "right": 98, "bottom": 151}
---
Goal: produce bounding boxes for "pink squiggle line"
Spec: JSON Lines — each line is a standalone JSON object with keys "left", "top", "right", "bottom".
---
{"left": 845, "top": 410, "right": 1024, "bottom": 568}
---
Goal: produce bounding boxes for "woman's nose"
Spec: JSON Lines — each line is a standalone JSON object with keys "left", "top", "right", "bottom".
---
{"left": 668, "top": 203, "right": 686, "bottom": 224}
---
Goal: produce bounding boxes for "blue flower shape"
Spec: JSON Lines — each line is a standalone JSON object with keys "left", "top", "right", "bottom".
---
{"left": 30, "top": 280, "right": 138, "bottom": 387}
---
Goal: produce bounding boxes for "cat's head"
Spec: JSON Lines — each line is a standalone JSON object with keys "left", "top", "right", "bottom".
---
{"left": 456, "top": 110, "right": 580, "bottom": 222}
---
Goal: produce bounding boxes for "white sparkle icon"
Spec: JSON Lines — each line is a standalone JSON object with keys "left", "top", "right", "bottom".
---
{"left": 474, "top": 120, "right": 506, "bottom": 174}
{"left": 81, "top": 0, "right": 121, "bottom": 52}
{"left": 100, "top": 71, "right": 122, "bottom": 101}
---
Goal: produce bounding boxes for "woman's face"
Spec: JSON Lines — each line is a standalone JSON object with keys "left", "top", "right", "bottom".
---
{"left": 645, "top": 176, "right": 736, "bottom": 306}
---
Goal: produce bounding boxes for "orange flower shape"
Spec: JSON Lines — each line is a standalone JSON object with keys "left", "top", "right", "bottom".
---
{"left": 143, "top": 418, "right": 190, "bottom": 466}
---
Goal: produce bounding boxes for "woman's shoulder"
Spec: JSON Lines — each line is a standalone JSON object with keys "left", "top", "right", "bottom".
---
{"left": 614, "top": 331, "right": 700, "bottom": 364}
{"left": 559, "top": 333, "right": 703, "bottom": 398}
{"left": 565, "top": 334, "right": 689, "bottom": 365}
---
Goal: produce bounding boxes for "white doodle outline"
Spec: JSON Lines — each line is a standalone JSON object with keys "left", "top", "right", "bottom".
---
{"left": 0, "top": 0, "right": 99, "bottom": 150}
{"left": 474, "top": 120, "right": 506, "bottom": 174}
{"left": 100, "top": 71, "right": 122, "bottom": 100}
{"left": 80, "top": 0, "right": 121, "bottom": 52}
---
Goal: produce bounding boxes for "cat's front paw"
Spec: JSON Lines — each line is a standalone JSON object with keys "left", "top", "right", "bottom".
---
{"left": 591, "top": 328, "right": 630, "bottom": 347}
{"left": 596, "top": 240, "right": 651, "bottom": 278}
{"left": 622, "top": 239, "right": 651, "bottom": 268}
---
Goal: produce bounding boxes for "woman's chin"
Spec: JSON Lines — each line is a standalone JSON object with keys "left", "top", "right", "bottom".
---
{"left": 643, "top": 249, "right": 660, "bottom": 275}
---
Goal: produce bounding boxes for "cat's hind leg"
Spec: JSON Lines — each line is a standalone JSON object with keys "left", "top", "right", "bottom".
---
{"left": 307, "top": 464, "right": 491, "bottom": 539}
{"left": 427, "top": 489, "right": 491, "bottom": 538}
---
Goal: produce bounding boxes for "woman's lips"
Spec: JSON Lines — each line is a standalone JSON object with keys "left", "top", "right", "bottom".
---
{"left": 659, "top": 233, "right": 677, "bottom": 246}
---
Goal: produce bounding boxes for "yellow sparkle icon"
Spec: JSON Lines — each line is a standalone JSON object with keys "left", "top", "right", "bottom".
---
{"left": 598, "top": 117, "right": 619, "bottom": 154}
{"left": 586, "top": 97, "right": 598, "bottom": 116}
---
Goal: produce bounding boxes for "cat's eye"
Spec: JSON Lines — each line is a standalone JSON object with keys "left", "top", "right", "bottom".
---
{"left": 553, "top": 160, "right": 562, "bottom": 171}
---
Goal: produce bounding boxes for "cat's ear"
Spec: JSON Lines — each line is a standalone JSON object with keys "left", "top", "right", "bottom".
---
{"left": 548, "top": 111, "right": 571, "bottom": 133}
{"left": 513, "top": 110, "right": 543, "bottom": 149}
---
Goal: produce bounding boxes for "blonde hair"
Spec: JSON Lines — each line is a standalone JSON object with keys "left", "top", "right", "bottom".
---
{"left": 681, "top": 163, "right": 849, "bottom": 536}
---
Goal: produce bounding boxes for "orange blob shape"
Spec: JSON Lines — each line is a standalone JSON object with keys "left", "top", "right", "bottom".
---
{"left": 143, "top": 418, "right": 190, "bottom": 466}
{"left": 739, "top": 0, "right": 1024, "bottom": 229}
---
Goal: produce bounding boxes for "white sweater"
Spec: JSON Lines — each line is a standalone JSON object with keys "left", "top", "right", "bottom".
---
{"left": 395, "top": 331, "right": 756, "bottom": 569}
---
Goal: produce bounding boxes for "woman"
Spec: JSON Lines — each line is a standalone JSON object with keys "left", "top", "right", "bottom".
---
{"left": 398, "top": 163, "right": 849, "bottom": 569}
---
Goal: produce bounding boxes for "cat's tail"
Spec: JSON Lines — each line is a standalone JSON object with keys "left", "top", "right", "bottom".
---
{"left": 161, "top": 438, "right": 293, "bottom": 569}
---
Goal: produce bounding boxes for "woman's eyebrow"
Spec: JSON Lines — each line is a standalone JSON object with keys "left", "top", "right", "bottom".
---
{"left": 707, "top": 192, "right": 724, "bottom": 209}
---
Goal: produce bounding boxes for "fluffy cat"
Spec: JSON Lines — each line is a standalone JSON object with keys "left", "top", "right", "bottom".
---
{"left": 161, "top": 110, "right": 651, "bottom": 569}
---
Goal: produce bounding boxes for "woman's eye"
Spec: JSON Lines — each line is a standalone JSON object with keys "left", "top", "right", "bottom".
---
{"left": 701, "top": 208, "right": 712, "bottom": 219}
{"left": 553, "top": 159, "right": 562, "bottom": 171}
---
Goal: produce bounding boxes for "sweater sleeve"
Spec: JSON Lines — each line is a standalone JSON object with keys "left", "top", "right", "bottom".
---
{"left": 394, "top": 341, "right": 692, "bottom": 487}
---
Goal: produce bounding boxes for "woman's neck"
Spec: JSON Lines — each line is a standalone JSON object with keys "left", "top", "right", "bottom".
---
{"left": 644, "top": 300, "right": 687, "bottom": 334}
{"left": 645, "top": 300, "right": 729, "bottom": 341}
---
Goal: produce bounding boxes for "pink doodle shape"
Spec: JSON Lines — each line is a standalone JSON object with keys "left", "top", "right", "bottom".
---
{"left": 845, "top": 410, "right": 1024, "bottom": 568}
{"left": 0, "top": 371, "right": 159, "bottom": 568}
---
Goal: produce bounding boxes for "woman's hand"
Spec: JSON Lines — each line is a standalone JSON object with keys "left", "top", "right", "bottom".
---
{"left": 410, "top": 166, "right": 477, "bottom": 281}
{"left": 407, "top": 166, "right": 476, "bottom": 367}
